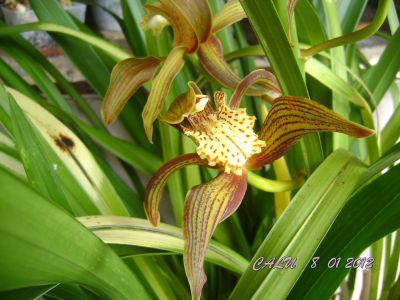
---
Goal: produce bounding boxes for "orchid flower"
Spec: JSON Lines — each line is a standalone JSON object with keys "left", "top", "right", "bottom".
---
{"left": 100, "top": 0, "right": 273, "bottom": 142}
{"left": 144, "top": 77, "right": 374, "bottom": 300}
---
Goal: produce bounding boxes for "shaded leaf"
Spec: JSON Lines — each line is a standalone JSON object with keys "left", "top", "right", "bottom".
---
{"left": 0, "top": 166, "right": 150, "bottom": 299}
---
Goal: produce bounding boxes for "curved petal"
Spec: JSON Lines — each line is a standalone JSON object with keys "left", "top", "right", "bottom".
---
{"left": 198, "top": 36, "right": 264, "bottom": 96}
{"left": 213, "top": 0, "right": 247, "bottom": 33}
{"left": 160, "top": 81, "right": 209, "bottom": 124}
{"left": 287, "top": 0, "right": 299, "bottom": 44}
{"left": 163, "top": 0, "right": 212, "bottom": 44}
{"left": 143, "top": 0, "right": 212, "bottom": 53}
{"left": 229, "top": 69, "right": 281, "bottom": 109}
{"left": 101, "top": 57, "right": 162, "bottom": 124}
{"left": 142, "top": 46, "right": 186, "bottom": 142}
{"left": 247, "top": 96, "right": 375, "bottom": 168}
{"left": 183, "top": 171, "right": 247, "bottom": 300}
{"left": 144, "top": 153, "right": 209, "bottom": 226}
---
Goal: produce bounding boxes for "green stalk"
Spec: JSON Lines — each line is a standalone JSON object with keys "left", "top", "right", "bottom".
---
{"left": 370, "top": 240, "right": 384, "bottom": 300}
{"left": 322, "top": 0, "right": 350, "bottom": 150}
{"left": 247, "top": 170, "right": 304, "bottom": 193}
{"left": 302, "top": 0, "right": 391, "bottom": 58}
{"left": 0, "top": 22, "right": 130, "bottom": 61}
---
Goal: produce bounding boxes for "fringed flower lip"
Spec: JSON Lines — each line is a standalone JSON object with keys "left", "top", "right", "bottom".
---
{"left": 144, "top": 75, "right": 374, "bottom": 300}
{"left": 101, "top": 0, "right": 279, "bottom": 143}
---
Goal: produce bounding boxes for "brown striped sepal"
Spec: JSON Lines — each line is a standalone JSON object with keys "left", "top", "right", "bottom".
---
{"left": 213, "top": 0, "right": 247, "bottom": 33}
{"left": 142, "top": 46, "right": 186, "bottom": 142}
{"left": 183, "top": 171, "right": 247, "bottom": 300}
{"left": 229, "top": 69, "right": 281, "bottom": 109}
{"left": 101, "top": 56, "right": 161, "bottom": 124}
{"left": 144, "top": 153, "right": 209, "bottom": 226}
{"left": 287, "top": 0, "right": 299, "bottom": 44}
{"left": 246, "top": 96, "right": 375, "bottom": 169}
{"left": 142, "top": 0, "right": 212, "bottom": 53}
{"left": 198, "top": 36, "right": 264, "bottom": 96}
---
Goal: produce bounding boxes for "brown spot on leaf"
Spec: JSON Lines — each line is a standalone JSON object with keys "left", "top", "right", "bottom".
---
{"left": 54, "top": 134, "right": 75, "bottom": 152}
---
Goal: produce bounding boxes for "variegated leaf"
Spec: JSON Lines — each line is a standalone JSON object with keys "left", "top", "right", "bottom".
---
{"left": 102, "top": 57, "right": 161, "bottom": 124}
{"left": 183, "top": 171, "right": 247, "bottom": 300}
{"left": 246, "top": 96, "right": 375, "bottom": 169}
{"left": 144, "top": 153, "right": 209, "bottom": 226}
{"left": 142, "top": 46, "right": 186, "bottom": 142}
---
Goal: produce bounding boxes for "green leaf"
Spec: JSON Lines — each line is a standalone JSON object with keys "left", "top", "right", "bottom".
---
{"left": 361, "top": 27, "right": 400, "bottom": 108}
{"left": 75, "top": 119, "right": 162, "bottom": 175}
{"left": 79, "top": 215, "right": 249, "bottom": 275}
{"left": 288, "top": 158, "right": 400, "bottom": 299}
{"left": 0, "top": 166, "right": 151, "bottom": 300}
{"left": 231, "top": 149, "right": 368, "bottom": 299}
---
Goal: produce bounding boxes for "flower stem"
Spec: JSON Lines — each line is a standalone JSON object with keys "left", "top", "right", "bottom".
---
{"left": 301, "top": 0, "right": 391, "bottom": 58}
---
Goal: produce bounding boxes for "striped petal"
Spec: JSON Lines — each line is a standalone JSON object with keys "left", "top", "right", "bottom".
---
{"left": 198, "top": 36, "right": 264, "bottom": 96}
{"left": 142, "top": 0, "right": 212, "bottom": 53}
{"left": 101, "top": 57, "right": 161, "bottom": 124}
{"left": 287, "top": 0, "right": 299, "bottom": 44}
{"left": 142, "top": 46, "right": 186, "bottom": 142}
{"left": 246, "top": 96, "right": 375, "bottom": 168}
{"left": 213, "top": 0, "right": 246, "bottom": 33}
{"left": 144, "top": 153, "right": 209, "bottom": 226}
{"left": 183, "top": 171, "right": 247, "bottom": 300}
{"left": 229, "top": 69, "right": 281, "bottom": 109}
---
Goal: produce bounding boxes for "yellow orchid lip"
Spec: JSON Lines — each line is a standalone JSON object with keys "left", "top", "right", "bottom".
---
{"left": 182, "top": 91, "right": 265, "bottom": 175}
